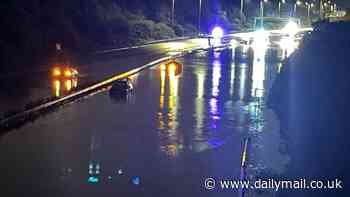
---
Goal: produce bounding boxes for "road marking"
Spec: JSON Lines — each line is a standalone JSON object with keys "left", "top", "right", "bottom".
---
{"left": 239, "top": 137, "right": 250, "bottom": 197}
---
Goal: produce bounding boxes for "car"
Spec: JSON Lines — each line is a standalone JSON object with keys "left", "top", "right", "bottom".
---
{"left": 110, "top": 78, "right": 134, "bottom": 95}
{"left": 109, "top": 78, "right": 134, "bottom": 103}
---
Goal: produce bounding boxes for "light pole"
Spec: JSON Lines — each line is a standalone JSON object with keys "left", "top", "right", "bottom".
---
{"left": 260, "top": 0, "right": 267, "bottom": 28}
{"left": 198, "top": 0, "right": 202, "bottom": 32}
{"left": 260, "top": 0, "right": 263, "bottom": 27}
{"left": 294, "top": 0, "right": 302, "bottom": 17}
{"left": 319, "top": 0, "right": 324, "bottom": 19}
{"left": 306, "top": 2, "right": 314, "bottom": 22}
{"left": 323, "top": 1, "right": 331, "bottom": 17}
{"left": 278, "top": 0, "right": 286, "bottom": 17}
{"left": 171, "top": 0, "right": 175, "bottom": 25}
{"left": 240, "top": 0, "right": 244, "bottom": 21}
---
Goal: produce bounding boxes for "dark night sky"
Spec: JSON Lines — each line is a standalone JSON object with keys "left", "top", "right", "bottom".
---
{"left": 336, "top": 0, "right": 350, "bottom": 9}
{"left": 330, "top": 0, "right": 348, "bottom": 9}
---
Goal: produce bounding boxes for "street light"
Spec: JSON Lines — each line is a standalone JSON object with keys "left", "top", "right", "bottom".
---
{"left": 198, "top": 0, "right": 202, "bottom": 32}
{"left": 240, "top": 0, "right": 245, "bottom": 21}
{"left": 321, "top": 0, "right": 336, "bottom": 17}
{"left": 260, "top": 0, "right": 264, "bottom": 28}
{"left": 294, "top": 0, "right": 302, "bottom": 17}
{"left": 278, "top": 0, "right": 286, "bottom": 17}
{"left": 320, "top": 0, "right": 324, "bottom": 19}
{"left": 259, "top": 0, "right": 268, "bottom": 28}
{"left": 306, "top": 2, "right": 314, "bottom": 22}
{"left": 171, "top": 0, "right": 175, "bottom": 25}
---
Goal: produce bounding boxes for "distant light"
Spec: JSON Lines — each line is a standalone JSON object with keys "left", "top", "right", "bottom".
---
{"left": 283, "top": 21, "right": 299, "bottom": 36}
{"left": 88, "top": 176, "right": 99, "bottom": 184}
{"left": 230, "top": 39, "right": 239, "bottom": 47}
{"left": 117, "top": 169, "right": 123, "bottom": 175}
{"left": 53, "top": 68, "right": 61, "bottom": 76}
{"left": 132, "top": 176, "right": 140, "bottom": 185}
{"left": 254, "top": 29, "right": 268, "bottom": 39}
{"left": 72, "top": 68, "right": 78, "bottom": 75}
{"left": 278, "top": 36, "right": 297, "bottom": 57}
{"left": 252, "top": 29, "right": 269, "bottom": 49}
{"left": 64, "top": 69, "right": 72, "bottom": 77}
{"left": 213, "top": 51, "right": 220, "bottom": 59}
{"left": 211, "top": 26, "right": 224, "bottom": 39}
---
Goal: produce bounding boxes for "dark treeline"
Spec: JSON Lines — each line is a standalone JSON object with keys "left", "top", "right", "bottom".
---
{"left": 0, "top": 0, "right": 261, "bottom": 72}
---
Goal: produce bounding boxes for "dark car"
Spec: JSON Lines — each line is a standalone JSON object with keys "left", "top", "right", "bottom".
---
{"left": 109, "top": 78, "right": 134, "bottom": 103}
{"left": 110, "top": 78, "right": 133, "bottom": 94}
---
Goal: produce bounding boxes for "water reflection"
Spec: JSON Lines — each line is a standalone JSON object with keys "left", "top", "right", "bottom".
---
{"left": 109, "top": 76, "right": 138, "bottom": 104}
{"left": 231, "top": 44, "right": 282, "bottom": 101}
{"left": 209, "top": 59, "right": 222, "bottom": 131}
{"left": 52, "top": 78, "right": 78, "bottom": 97}
{"left": 194, "top": 65, "right": 206, "bottom": 137}
{"left": 113, "top": 49, "right": 282, "bottom": 160}
{"left": 1, "top": 46, "right": 288, "bottom": 196}
{"left": 229, "top": 62, "right": 235, "bottom": 97}
{"left": 251, "top": 47, "right": 266, "bottom": 98}
{"left": 211, "top": 60, "right": 221, "bottom": 97}
{"left": 278, "top": 36, "right": 298, "bottom": 58}
{"left": 158, "top": 62, "right": 182, "bottom": 157}
{"left": 233, "top": 63, "right": 252, "bottom": 102}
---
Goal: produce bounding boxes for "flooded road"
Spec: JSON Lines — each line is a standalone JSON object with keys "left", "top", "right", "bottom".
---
{"left": 0, "top": 39, "right": 207, "bottom": 117}
{"left": 0, "top": 47, "right": 285, "bottom": 197}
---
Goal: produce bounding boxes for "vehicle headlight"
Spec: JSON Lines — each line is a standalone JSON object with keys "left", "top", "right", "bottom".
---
{"left": 211, "top": 26, "right": 224, "bottom": 39}
{"left": 252, "top": 29, "right": 269, "bottom": 48}
{"left": 64, "top": 69, "right": 72, "bottom": 77}
{"left": 283, "top": 21, "right": 299, "bottom": 36}
{"left": 53, "top": 68, "right": 61, "bottom": 76}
